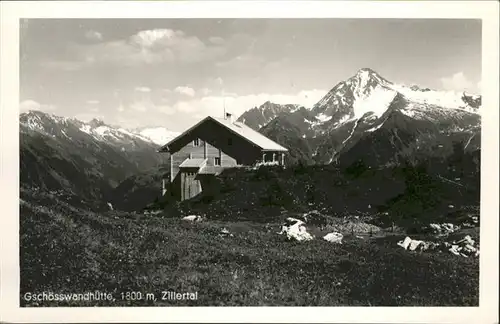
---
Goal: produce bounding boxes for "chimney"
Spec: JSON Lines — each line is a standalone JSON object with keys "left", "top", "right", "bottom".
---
{"left": 225, "top": 112, "right": 233, "bottom": 123}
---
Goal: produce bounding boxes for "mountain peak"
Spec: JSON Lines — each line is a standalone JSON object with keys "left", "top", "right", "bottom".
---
{"left": 88, "top": 118, "right": 106, "bottom": 128}
{"left": 351, "top": 68, "right": 391, "bottom": 86}
{"left": 356, "top": 67, "right": 378, "bottom": 75}
{"left": 21, "top": 109, "right": 48, "bottom": 117}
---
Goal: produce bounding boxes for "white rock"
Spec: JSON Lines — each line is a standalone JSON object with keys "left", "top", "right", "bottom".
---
{"left": 408, "top": 239, "right": 424, "bottom": 251}
{"left": 323, "top": 232, "right": 343, "bottom": 244}
{"left": 397, "top": 236, "right": 428, "bottom": 251}
{"left": 279, "top": 220, "right": 313, "bottom": 242}
{"left": 397, "top": 236, "right": 413, "bottom": 250}
{"left": 182, "top": 215, "right": 202, "bottom": 222}
{"left": 429, "top": 222, "right": 458, "bottom": 235}
{"left": 455, "top": 235, "right": 475, "bottom": 246}
{"left": 429, "top": 223, "right": 442, "bottom": 233}
{"left": 449, "top": 245, "right": 461, "bottom": 256}
{"left": 445, "top": 235, "right": 479, "bottom": 257}
{"left": 219, "top": 227, "right": 234, "bottom": 237}
{"left": 442, "top": 223, "right": 457, "bottom": 233}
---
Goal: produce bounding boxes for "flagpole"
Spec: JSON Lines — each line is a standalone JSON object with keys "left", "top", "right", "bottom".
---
{"left": 223, "top": 95, "right": 226, "bottom": 119}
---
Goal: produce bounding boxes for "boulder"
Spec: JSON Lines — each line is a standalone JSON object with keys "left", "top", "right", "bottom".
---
{"left": 397, "top": 236, "right": 426, "bottom": 251}
{"left": 455, "top": 235, "right": 475, "bottom": 246}
{"left": 397, "top": 236, "right": 413, "bottom": 250}
{"left": 429, "top": 223, "right": 441, "bottom": 232}
{"left": 219, "top": 227, "right": 234, "bottom": 237}
{"left": 323, "top": 232, "right": 343, "bottom": 244}
{"left": 278, "top": 218, "right": 313, "bottom": 242}
{"left": 448, "top": 235, "right": 479, "bottom": 257}
{"left": 182, "top": 215, "right": 203, "bottom": 222}
{"left": 428, "top": 222, "right": 459, "bottom": 235}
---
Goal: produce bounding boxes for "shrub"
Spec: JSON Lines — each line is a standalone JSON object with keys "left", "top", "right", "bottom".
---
{"left": 253, "top": 165, "right": 279, "bottom": 181}
{"left": 259, "top": 178, "right": 294, "bottom": 208}
{"left": 292, "top": 160, "right": 309, "bottom": 176}
{"left": 344, "top": 159, "right": 369, "bottom": 178}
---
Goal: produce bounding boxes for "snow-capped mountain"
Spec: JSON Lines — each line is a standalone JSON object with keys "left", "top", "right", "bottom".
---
{"left": 311, "top": 68, "right": 480, "bottom": 128}
{"left": 133, "top": 127, "right": 180, "bottom": 146}
{"left": 19, "top": 110, "right": 173, "bottom": 210}
{"left": 236, "top": 101, "right": 303, "bottom": 130}
{"left": 256, "top": 68, "right": 481, "bottom": 167}
{"left": 20, "top": 111, "right": 177, "bottom": 147}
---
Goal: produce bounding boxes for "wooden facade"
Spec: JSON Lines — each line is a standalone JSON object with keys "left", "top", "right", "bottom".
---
{"left": 160, "top": 116, "right": 287, "bottom": 201}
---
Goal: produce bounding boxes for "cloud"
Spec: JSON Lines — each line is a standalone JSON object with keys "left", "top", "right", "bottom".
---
{"left": 208, "top": 36, "right": 225, "bottom": 45}
{"left": 215, "top": 54, "right": 266, "bottom": 70}
{"left": 174, "top": 86, "right": 196, "bottom": 97}
{"left": 200, "top": 88, "right": 212, "bottom": 95}
{"left": 125, "top": 92, "right": 176, "bottom": 115}
{"left": 166, "top": 89, "right": 326, "bottom": 120}
{"left": 84, "top": 30, "right": 103, "bottom": 41}
{"left": 41, "top": 60, "right": 87, "bottom": 72}
{"left": 440, "top": 72, "right": 474, "bottom": 91}
{"left": 130, "top": 102, "right": 149, "bottom": 112}
{"left": 44, "top": 28, "right": 227, "bottom": 70}
{"left": 19, "top": 99, "right": 56, "bottom": 112}
{"left": 73, "top": 112, "right": 105, "bottom": 123}
{"left": 100, "top": 89, "right": 326, "bottom": 132}
{"left": 477, "top": 80, "right": 482, "bottom": 92}
{"left": 135, "top": 86, "right": 151, "bottom": 93}
{"left": 86, "top": 100, "right": 100, "bottom": 104}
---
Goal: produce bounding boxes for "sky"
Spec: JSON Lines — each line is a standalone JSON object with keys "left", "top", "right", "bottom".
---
{"left": 20, "top": 18, "right": 482, "bottom": 131}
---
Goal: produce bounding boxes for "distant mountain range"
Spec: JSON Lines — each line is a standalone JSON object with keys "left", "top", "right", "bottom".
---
{"left": 19, "top": 67, "right": 481, "bottom": 211}
{"left": 20, "top": 112, "right": 179, "bottom": 146}
{"left": 19, "top": 111, "right": 178, "bottom": 210}
{"left": 239, "top": 68, "right": 481, "bottom": 167}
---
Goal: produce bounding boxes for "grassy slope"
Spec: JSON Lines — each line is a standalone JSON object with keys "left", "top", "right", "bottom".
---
{"left": 166, "top": 163, "right": 479, "bottom": 229}
{"left": 20, "top": 188, "right": 479, "bottom": 307}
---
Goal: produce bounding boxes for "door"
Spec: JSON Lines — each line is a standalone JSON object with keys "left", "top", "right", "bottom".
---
{"left": 182, "top": 171, "right": 201, "bottom": 200}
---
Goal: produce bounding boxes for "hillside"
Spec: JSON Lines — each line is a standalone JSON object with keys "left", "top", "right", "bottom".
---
{"left": 155, "top": 149, "right": 479, "bottom": 229}
{"left": 20, "top": 185, "right": 479, "bottom": 306}
{"left": 20, "top": 111, "right": 174, "bottom": 210}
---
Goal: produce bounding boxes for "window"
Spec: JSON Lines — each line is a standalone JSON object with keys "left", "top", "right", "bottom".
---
{"left": 193, "top": 138, "right": 200, "bottom": 147}
{"left": 214, "top": 157, "right": 221, "bottom": 166}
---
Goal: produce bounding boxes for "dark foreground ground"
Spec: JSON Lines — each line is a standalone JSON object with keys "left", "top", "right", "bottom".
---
{"left": 20, "top": 187, "right": 479, "bottom": 307}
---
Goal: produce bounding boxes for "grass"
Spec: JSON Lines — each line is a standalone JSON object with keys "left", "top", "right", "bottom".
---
{"left": 20, "top": 188, "right": 479, "bottom": 307}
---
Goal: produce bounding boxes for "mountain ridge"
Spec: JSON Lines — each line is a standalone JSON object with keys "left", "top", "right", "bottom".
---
{"left": 19, "top": 110, "right": 176, "bottom": 210}
{"left": 254, "top": 68, "right": 481, "bottom": 167}
{"left": 20, "top": 110, "right": 179, "bottom": 147}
